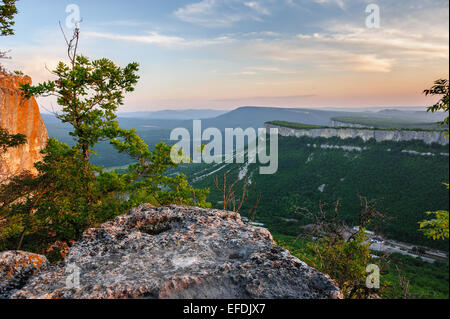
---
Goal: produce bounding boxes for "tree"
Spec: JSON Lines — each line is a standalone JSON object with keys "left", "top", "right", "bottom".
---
{"left": 0, "top": 0, "right": 17, "bottom": 66}
{"left": 21, "top": 27, "right": 139, "bottom": 163}
{"left": 0, "top": 0, "right": 17, "bottom": 36}
{"left": 0, "top": 128, "right": 26, "bottom": 153}
{"left": 424, "top": 79, "right": 449, "bottom": 132}
{"left": 296, "top": 196, "right": 387, "bottom": 299}
{"left": 0, "top": 0, "right": 24, "bottom": 154}
{"left": 419, "top": 79, "right": 449, "bottom": 240}
{"left": 1, "top": 27, "right": 209, "bottom": 256}
{"left": 21, "top": 27, "right": 209, "bottom": 208}
{"left": 419, "top": 183, "right": 449, "bottom": 240}
{"left": 214, "top": 171, "right": 249, "bottom": 213}
{"left": 0, "top": 128, "right": 26, "bottom": 183}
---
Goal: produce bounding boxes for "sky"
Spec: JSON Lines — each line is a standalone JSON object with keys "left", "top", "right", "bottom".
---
{"left": 1, "top": 0, "right": 449, "bottom": 112}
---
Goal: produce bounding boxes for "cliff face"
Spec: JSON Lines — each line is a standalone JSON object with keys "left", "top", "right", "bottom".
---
{"left": 0, "top": 73, "right": 48, "bottom": 179}
{"left": 329, "top": 120, "right": 374, "bottom": 128}
{"left": 266, "top": 124, "right": 449, "bottom": 145}
{"left": 4, "top": 206, "right": 343, "bottom": 299}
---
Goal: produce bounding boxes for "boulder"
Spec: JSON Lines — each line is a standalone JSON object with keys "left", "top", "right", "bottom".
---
{"left": 11, "top": 205, "right": 343, "bottom": 299}
{"left": 0, "top": 251, "right": 49, "bottom": 299}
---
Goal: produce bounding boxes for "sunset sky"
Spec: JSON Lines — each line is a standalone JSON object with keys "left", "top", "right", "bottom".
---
{"left": 2, "top": 0, "right": 449, "bottom": 111}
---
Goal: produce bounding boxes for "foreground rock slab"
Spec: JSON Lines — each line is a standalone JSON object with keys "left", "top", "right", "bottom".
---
{"left": 0, "top": 251, "right": 49, "bottom": 298}
{"left": 11, "top": 205, "right": 343, "bottom": 299}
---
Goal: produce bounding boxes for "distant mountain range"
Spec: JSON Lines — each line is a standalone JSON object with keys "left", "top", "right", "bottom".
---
{"left": 116, "top": 109, "right": 228, "bottom": 120}
{"left": 200, "top": 107, "right": 356, "bottom": 129}
{"left": 41, "top": 106, "right": 447, "bottom": 148}
{"left": 169, "top": 106, "right": 445, "bottom": 131}
{"left": 42, "top": 106, "right": 446, "bottom": 128}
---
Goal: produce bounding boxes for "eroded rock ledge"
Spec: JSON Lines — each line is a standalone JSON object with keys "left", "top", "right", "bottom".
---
{"left": 5, "top": 205, "right": 342, "bottom": 299}
{"left": 266, "top": 123, "right": 449, "bottom": 145}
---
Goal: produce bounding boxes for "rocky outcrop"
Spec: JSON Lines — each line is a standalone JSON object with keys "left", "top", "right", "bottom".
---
{"left": 0, "top": 251, "right": 49, "bottom": 299}
{"left": 266, "top": 124, "right": 449, "bottom": 145}
{"left": 7, "top": 205, "right": 342, "bottom": 299}
{"left": 0, "top": 73, "right": 48, "bottom": 179}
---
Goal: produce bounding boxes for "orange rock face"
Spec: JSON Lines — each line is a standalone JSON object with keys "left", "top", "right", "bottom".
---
{"left": 0, "top": 73, "right": 48, "bottom": 179}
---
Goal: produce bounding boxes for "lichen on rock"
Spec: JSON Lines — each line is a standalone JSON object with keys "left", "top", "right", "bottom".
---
{"left": 0, "top": 251, "right": 49, "bottom": 299}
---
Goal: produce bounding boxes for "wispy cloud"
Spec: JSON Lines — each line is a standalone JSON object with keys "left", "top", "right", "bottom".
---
{"left": 84, "top": 31, "right": 234, "bottom": 49}
{"left": 4, "top": 0, "right": 448, "bottom": 110}
{"left": 314, "top": 0, "right": 345, "bottom": 9}
{"left": 231, "top": 71, "right": 258, "bottom": 76}
{"left": 174, "top": 0, "right": 235, "bottom": 27}
{"left": 85, "top": 31, "right": 185, "bottom": 46}
{"left": 96, "top": 20, "right": 152, "bottom": 27}
{"left": 211, "top": 94, "right": 316, "bottom": 106}
{"left": 174, "top": 0, "right": 271, "bottom": 27}
{"left": 286, "top": 0, "right": 346, "bottom": 9}
{"left": 243, "top": 41, "right": 396, "bottom": 73}
{"left": 354, "top": 55, "right": 393, "bottom": 73}
{"left": 236, "top": 14, "right": 448, "bottom": 74}
{"left": 246, "top": 66, "right": 297, "bottom": 75}
{"left": 244, "top": 2, "right": 270, "bottom": 15}
{"left": 300, "top": 24, "right": 449, "bottom": 59}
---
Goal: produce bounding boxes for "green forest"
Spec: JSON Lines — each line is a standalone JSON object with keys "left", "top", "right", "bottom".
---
{"left": 175, "top": 134, "right": 449, "bottom": 298}
{"left": 182, "top": 136, "right": 449, "bottom": 251}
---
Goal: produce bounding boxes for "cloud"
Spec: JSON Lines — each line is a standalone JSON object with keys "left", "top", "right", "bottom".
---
{"left": 174, "top": 0, "right": 271, "bottom": 27}
{"left": 354, "top": 55, "right": 393, "bottom": 73}
{"left": 244, "top": 2, "right": 270, "bottom": 15}
{"left": 211, "top": 94, "right": 316, "bottom": 106}
{"left": 232, "top": 71, "right": 258, "bottom": 76}
{"left": 174, "top": 0, "right": 236, "bottom": 27}
{"left": 2, "top": 46, "right": 62, "bottom": 83}
{"left": 84, "top": 31, "right": 234, "bottom": 49}
{"left": 287, "top": 0, "right": 347, "bottom": 9}
{"left": 246, "top": 66, "right": 297, "bottom": 74}
{"left": 308, "top": 25, "right": 449, "bottom": 59}
{"left": 95, "top": 20, "right": 154, "bottom": 28}
{"left": 223, "top": 65, "right": 298, "bottom": 77}
{"left": 85, "top": 31, "right": 185, "bottom": 46}
{"left": 235, "top": 7, "right": 448, "bottom": 74}
{"left": 314, "top": 0, "right": 345, "bottom": 9}
{"left": 244, "top": 41, "right": 396, "bottom": 73}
